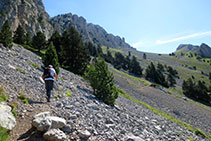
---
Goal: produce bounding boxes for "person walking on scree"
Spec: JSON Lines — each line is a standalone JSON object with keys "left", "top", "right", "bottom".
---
{"left": 42, "top": 65, "right": 58, "bottom": 102}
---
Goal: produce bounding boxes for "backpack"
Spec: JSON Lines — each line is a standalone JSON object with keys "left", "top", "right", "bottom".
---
{"left": 43, "top": 67, "right": 53, "bottom": 79}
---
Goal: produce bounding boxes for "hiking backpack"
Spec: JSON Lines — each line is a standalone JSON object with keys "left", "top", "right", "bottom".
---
{"left": 43, "top": 67, "right": 53, "bottom": 79}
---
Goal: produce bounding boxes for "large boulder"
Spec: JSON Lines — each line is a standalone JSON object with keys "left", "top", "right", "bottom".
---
{"left": 32, "top": 111, "right": 51, "bottom": 129}
{"left": 78, "top": 129, "right": 91, "bottom": 139}
{"left": 46, "top": 116, "right": 67, "bottom": 129}
{"left": 43, "top": 129, "right": 67, "bottom": 141}
{"left": 0, "top": 104, "right": 16, "bottom": 130}
{"left": 32, "top": 112, "right": 66, "bottom": 132}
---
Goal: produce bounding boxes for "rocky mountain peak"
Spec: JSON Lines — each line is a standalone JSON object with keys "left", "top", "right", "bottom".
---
{"left": 176, "top": 43, "right": 211, "bottom": 58}
{"left": 51, "top": 12, "right": 134, "bottom": 50}
{"left": 0, "top": 0, "right": 53, "bottom": 38}
{"left": 176, "top": 44, "right": 199, "bottom": 51}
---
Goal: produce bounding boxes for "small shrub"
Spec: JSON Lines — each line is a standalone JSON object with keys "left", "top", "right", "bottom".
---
{"left": 0, "top": 87, "right": 7, "bottom": 103}
{"left": 23, "top": 99, "right": 29, "bottom": 104}
{"left": 16, "top": 67, "right": 25, "bottom": 74}
{"left": 65, "top": 90, "right": 72, "bottom": 98}
{"left": 54, "top": 93, "right": 59, "bottom": 99}
{"left": 18, "top": 92, "right": 29, "bottom": 104}
{"left": 28, "top": 62, "right": 41, "bottom": 69}
{"left": 10, "top": 104, "right": 18, "bottom": 117}
{"left": 0, "top": 127, "right": 9, "bottom": 141}
{"left": 194, "top": 129, "right": 206, "bottom": 138}
{"left": 188, "top": 136, "right": 194, "bottom": 141}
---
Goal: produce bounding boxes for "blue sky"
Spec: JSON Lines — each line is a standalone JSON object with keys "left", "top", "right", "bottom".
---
{"left": 43, "top": 0, "right": 211, "bottom": 54}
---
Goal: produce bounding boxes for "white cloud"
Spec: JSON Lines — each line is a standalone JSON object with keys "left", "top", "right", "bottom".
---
{"left": 156, "top": 31, "right": 211, "bottom": 45}
{"left": 132, "top": 41, "right": 144, "bottom": 47}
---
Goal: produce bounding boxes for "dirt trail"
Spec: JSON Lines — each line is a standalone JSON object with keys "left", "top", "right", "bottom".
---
{"left": 9, "top": 99, "right": 54, "bottom": 141}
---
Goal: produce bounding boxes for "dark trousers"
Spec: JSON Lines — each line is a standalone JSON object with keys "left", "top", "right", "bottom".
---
{"left": 45, "top": 80, "right": 54, "bottom": 99}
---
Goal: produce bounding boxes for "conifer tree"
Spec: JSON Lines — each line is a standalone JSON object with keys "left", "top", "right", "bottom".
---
{"left": 25, "top": 32, "right": 31, "bottom": 46}
{"left": 97, "top": 45, "right": 103, "bottom": 57}
{"left": 167, "top": 74, "right": 176, "bottom": 86}
{"left": 32, "top": 31, "right": 46, "bottom": 52}
{"left": 49, "top": 30, "right": 61, "bottom": 53}
{"left": 145, "top": 62, "right": 168, "bottom": 87}
{"left": 85, "top": 58, "right": 118, "bottom": 106}
{"left": 86, "top": 42, "right": 97, "bottom": 57}
{"left": 13, "top": 25, "right": 25, "bottom": 44}
{"left": 143, "top": 53, "right": 147, "bottom": 59}
{"left": 157, "top": 63, "right": 165, "bottom": 72}
{"left": 42, "top": 42, "right": 60, "bottom": 74}
{"left": 113, "top": 52, "right": 125, "bottom": 69}
{"left": 129, "top": 56, "right": 142, "bottom": 76}
{"left": 60, "top": 27, "right": 90, "bottom": 75}
{"left": 124, "top": 56, "right": 131, "bottom": 70}
{"left": 0, "top": 20, "right": 13, "bottom": 48}
{"left": 105, "top": 50, "right": 114, "bottom": 64}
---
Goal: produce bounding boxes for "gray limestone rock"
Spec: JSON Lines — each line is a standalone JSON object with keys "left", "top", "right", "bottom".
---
{"left": 0, "top": 104, "right": 16, "bottom": 130}
{"left": 43, "top": 129, "right": 67, "bottom": 141}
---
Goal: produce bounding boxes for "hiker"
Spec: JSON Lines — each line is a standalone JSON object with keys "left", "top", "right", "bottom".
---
{"left": 42, "top": 65, "right": 58, "bottom": 102}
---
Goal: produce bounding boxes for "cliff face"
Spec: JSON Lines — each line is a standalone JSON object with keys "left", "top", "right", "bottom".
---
{"left": 51, "top": 13, "right": 134, "bottom": 49}
{"left": 0, "top": 0, "right": 53, "bottom": 38}
{"left": 0, "top": 0, "right": 134, "bottom": 49}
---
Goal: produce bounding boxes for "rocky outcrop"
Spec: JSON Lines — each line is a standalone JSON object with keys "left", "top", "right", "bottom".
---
{"left": 51, "top": 13, "right": 134, "bottom": 50}
{"left": 0, "top": 0, "right": 53, "bottom": 38}
{"left": 198, "top": 43, "right": 211, "bottom": 58}
{"left": 0, "top": 103, "right": 16, "bottom": 130}
{"left": 176, "top": 44, "right": 199, "bottom": 52}
{"left": 176, "top": 43, "right": 211, "bottom": 58}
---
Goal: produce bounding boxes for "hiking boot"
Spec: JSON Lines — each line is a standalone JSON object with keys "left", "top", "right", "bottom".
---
{"left": 47, "top": 97, "right": 51, "bottom": 102}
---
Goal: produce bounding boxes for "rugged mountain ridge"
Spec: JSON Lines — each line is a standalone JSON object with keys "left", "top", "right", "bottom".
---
{"left": 176, "top": 43, "right": 211, "bottom": 58}
{"left": 0, "top": 0, "right": 53, "bottom": 38}
{"left": 50, "top": 13, "right": 134, "bottom": 49}
{"left": 0, "top": 0, "right": 134, "bottom": 50}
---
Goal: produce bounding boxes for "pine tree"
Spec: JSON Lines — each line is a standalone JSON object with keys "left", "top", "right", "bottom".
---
{"left": 13, "top": 25, "right": 25, "bottom": 44}
{"left": 182, "top": 78, "right": 194, "bottom": 97}
{"left": 42, "top": 42, "right": 60, "bottom": 74}
{"left": 105, "top": 50, "right": 114, "bottom": 64}
{"left": 196, "top": 81, "right": 210, "bottom": 102}
{"left": 157, "top": 63, "right": 164, "bottom": 72}
{"left": 145, "top": 62, "right": 168, "bottom": 87}
{"left": 85, "top": 42, "right": 97, "bottom": 57}
{"left": 129, "top": 56, "right": 142, "bottom": 76}
{"left": 113, "top": 52, "right": 125, "bottom": 69}
{"left": 97, "top": 45, "right": 103, "bottom": 57}
{"left": 60, "top": 27, "right": 90, "bottom": 75}
{"left": 143, "top": 53, "right": 147, "bottom": 59}
{"left": 25, "top": 32, "right": 31, "bottom": 46}
{"left": 85, "top": 58, "right": 118, "bottom": 106}
{"left": 167, "top": 74, "right": 176, "bottom": 86}
{"left": 49, "top": 30, "right": 61, "bottom": 53}
{"left": 145, "top": 62, "right": 156, "bottom": 81}
{"left": 0, "top": 20, "right": 13, "bottom": 48}
{"left": 124, "top": 56, "right": 131, "bottom": 70}
{"left": 32, "top": 31, "right": 46, "bottom": 52}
